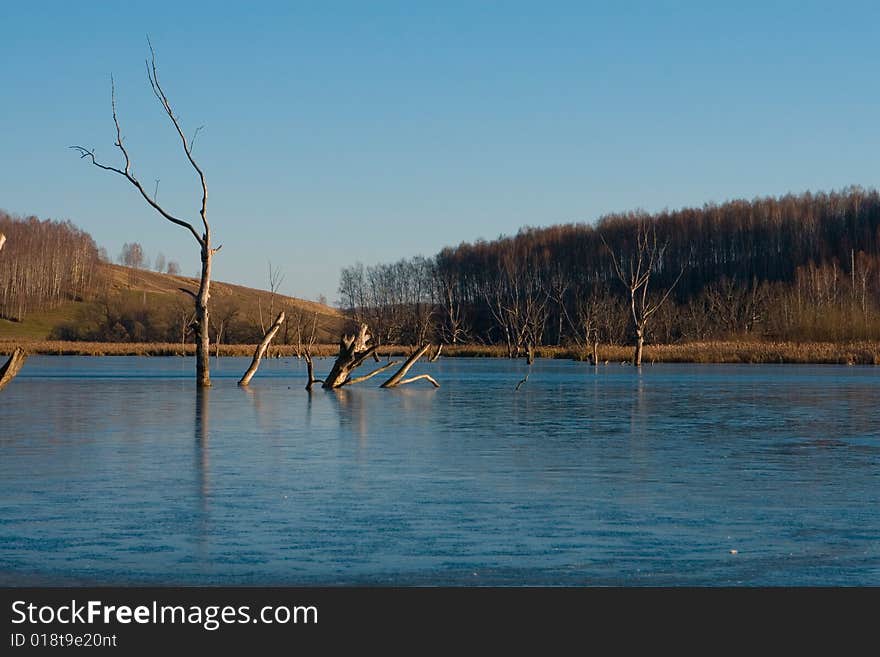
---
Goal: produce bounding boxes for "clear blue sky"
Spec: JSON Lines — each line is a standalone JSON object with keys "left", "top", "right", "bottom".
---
{"left": 2, "top": 1, "right": 878, "bottom": 301}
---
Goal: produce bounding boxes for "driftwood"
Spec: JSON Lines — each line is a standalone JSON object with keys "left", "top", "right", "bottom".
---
{"left": 322, "top": 323, "right": 378, "bottom": 389}
{"left": 381, "top": 344, "right": 439, "bottom": 388}
{"left": 0, "top": 348, "right": 27, "bottom": 392}
{"left": 238, "top": 311, "right": 284, "bottom": 386}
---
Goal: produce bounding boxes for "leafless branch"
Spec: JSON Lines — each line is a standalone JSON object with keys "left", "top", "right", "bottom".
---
{"left": 345, "top": 361, "right": 398, "bottom": 386}
{"left": 146, "top": 36, "right": 209, "bottom": 237}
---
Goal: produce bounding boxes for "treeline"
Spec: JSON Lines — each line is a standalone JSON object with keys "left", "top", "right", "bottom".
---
{"left": 339, "top": 187, "right": 880, "bottom": 351}
{"left": 0, "top": 211, "right": 100, "bottom": 321}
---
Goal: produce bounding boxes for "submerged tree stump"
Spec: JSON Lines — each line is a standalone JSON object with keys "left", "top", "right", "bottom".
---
{"left": 318, "top": 325, "right": 441, "bottom": 389}
{"left": 381, "top": 344, "right": 439, "bottom": 388}
{"left": 304, "top": 353, "right": 323, "bottom": 391}
{"left": 0, "top": 347, "right": 27, "bottom": 392}
{"left": 429, "top": 343, "right": 443, "bottom": 362}
{"left": 238, "top": 311, "right": 285, "bottom": 386}
{"left": 322, "top": 323, "right": 379, "bottom": 389}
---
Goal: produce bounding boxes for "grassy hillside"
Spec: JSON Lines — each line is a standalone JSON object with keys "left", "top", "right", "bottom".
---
{"left": 0, "top": 263, "right": 345, "bottom": 343}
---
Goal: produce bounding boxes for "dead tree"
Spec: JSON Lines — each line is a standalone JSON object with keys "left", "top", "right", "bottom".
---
{"left": 0, "top": 347, "right": 26, "bottom": 392}
{"left": 322, "top": 323, "right": 379, "bottom": 389}
{"left": 305, "top": 354, "right": 323, "bottom": 391}
{"left": 381, "top": 344, "right": 439, "bottom": 388}
{"left": 258, "top": 261, "right": 285, "bottom": 359}
{"left": 297, "top": 312, "right": 324, "bottom": 391}
{"left": 72, "top": 42, "right": 218, "bottom": 387}
{"left": 0, "top": 233, "right": 27, "bottom": 390}
{"left": 238, "top": 311, "right": 285, "bottom": 386}
{"left": 429, "top": 343, "right": 443, "bottom": 361}
{"left": 320, "top": 324, "right": 439, "bottom": 389}
{"left": 602, "top": 221, "right": 683, "bottom": 367}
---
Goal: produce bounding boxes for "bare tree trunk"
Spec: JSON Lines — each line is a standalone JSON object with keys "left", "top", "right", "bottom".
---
{"left": 238, "top": 310, "right": 284, "bottom": 386}
{"left": 0, "top": 347, "right": 26, "bottom": 391}
{"left": 429, "top": 343, "right": 443, "bottom": 361}
{"left": 323, "top": 323, "right": 378, "bottom": 389}
{"left": 634, "top": 329, "right": 644, "bottom": 367}
{"left": 197, "top": 245, "right": 212, "bottom": 386}
{"left": 591, "top": 339, "right": 599, "bottom": 366}
{"left": 305, "top": 353, "right": 323, "bottom": 391}
{"left": 381, "top": 344, "right": 437, "bottom": 388}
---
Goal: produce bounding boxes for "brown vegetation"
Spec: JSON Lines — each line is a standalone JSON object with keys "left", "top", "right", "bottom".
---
{"left": 339, "top": 187, "right": 880, "bottom": 355}
{"left": 3, "top": 339, "right": 879, "bottom": 365}
{"left": 0, "top": 211, "right": 100, "bottom": 321}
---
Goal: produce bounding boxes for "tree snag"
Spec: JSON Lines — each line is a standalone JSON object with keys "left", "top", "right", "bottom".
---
{"left": 304, "top": 353, "right": 324, "bottom": 391}
{"left": 72, "top": 41, "right": 217, "bottom": 387}
{"left": 429, "top": 343, "right": 443, "bottom": 361}
{"left": 318, "top": 325, "right": 440, "bottom": 389}
{"left": 0, "top": 347, "right": 26, "bottom": 392}
{"left": 322, "top": 323, "right": 378, "bottom": 389}
{"left": 0, "top": 233, "right": 27, "bottom": 391}
{"left": 381, "top": 344, "right": 439, "bottom": 388}
{"left": 238, "top": 311, "right": 285, "bottom": 386}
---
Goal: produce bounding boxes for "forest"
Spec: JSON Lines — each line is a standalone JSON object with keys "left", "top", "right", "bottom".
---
{"left": 5, "top": 187, "right": 880, "bottom": 355}
{"left": 339, "top": 187, "right": 880, "bottom": 355}
{"left": 0, "top": 211, "right": 100, "bottom": 321}
{"left": 0, "top": 210, "right": 338, "bottom": 347}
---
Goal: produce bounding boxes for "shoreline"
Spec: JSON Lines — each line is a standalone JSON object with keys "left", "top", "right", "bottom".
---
{"left": 2, "top": 339, "right": 879, "bottom": 365}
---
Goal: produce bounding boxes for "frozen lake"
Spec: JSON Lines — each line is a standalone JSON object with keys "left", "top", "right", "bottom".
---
{"left": 1, "top": 355, "right": 878, "bottom": 585}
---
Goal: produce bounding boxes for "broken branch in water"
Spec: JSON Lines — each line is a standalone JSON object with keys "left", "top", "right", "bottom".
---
{"left": 238, "top": 310, "right": 285, "bottom": 386}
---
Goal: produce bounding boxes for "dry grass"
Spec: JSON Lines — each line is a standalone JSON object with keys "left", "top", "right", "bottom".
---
{"left": 0, "top": 263, "right": 345, "bottom": 342}
{"left": 2, "top": 339, "right": 879, "bottom": 364}
{"left": 0, "top": 340, "right": 340, "bottom": 357}
{"left": 554, "top": 340, "right": 880, "bottom": 365}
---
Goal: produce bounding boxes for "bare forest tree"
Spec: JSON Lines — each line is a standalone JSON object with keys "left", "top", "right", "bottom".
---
{"left": 338, "top": 258, "right": 437, "bottom": 346}
{"left": 119, "top": 242, "right": 146, "bottom": 269}
{"left": 258, "top": 261, "right": 284, "bottom": 359}
{"left": 0, "top": 213, "right": 99, "bottom": 321}
{"left": 72, "top": 43, "right": 219, "bottom": 386}
{"left": 166, "top": 260, "right": 181, "bottom": 276}
{"left": 602, "top": 220, "right": 684, "bottom": 366}
{"left": 211, "top": 299, "right": 240, "bottom": 357}
{"left": 154, "top": 252, "right": 166, "bottom": 273}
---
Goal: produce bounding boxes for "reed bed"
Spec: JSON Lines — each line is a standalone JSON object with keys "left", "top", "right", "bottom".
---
{"left": 2, "top": 339, "right": 879, "bottom": 364}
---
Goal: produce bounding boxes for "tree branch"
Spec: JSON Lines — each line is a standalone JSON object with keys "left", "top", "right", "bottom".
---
{"left": 396, "top": 374, "right": 440, "bottom": 388}
{"left": 146, "top": 37, "right": 209, "bottom": 237}
{"left": 344, "top": 361, "right": 398, "bottom": 386}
